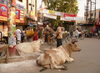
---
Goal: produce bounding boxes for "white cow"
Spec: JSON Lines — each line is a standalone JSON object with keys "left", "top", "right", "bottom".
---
{"left": 36, "top": 40, "right": 81, "bottom": 69}
{"left": 16, "top": 39, "right": 44, "bottom": 55}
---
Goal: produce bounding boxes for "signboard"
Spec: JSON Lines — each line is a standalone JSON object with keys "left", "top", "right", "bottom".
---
{"left": 0, "top": 1, "right": 25, "bottom": 23}
{"left": 29, "top": 10, "right": 35, "bottom": 18}
{"left": 0, "top": 16, "right": 7, "bottom": 21}
{"left": 16, "top": 9, "right": 20, "bottom": 19}
{"left": 20, "top": 10, "right": 24, "bottom": 23}
{"left": 0, "top": 4, "right": 8, "bottom": 17}
{"left": 43, "top": 14, "right": 57, "bottom": 19}
{"left": 16, "top": 1, "right": 24, "bottom": 10}
{"left": 0, "top": 0, "right": 8, "bottom": 5}
{"left": 12, "top": 0, "right": 16, "bottom": 6}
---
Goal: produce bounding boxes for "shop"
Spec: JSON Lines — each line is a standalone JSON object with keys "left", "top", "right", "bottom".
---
{"left": 0, "top": 0, "right": 25, "bottom": 43}
{"left": 0, "top": 2, "right": 8, "bottom": 43}
{"left": 16, "top": 1, "right": 25, "bottom": 30}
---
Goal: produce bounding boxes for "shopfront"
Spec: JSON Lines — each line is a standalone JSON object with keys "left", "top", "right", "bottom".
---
{"left": 0, "top": 2, "right": 8, "bottom": 43}
{"left": 0, "top": 0, "right": 25, "bottom": 43}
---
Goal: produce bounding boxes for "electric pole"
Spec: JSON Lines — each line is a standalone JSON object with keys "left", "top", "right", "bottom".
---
{"left": 85, "top": 0, "right": 96, "bottom": 24}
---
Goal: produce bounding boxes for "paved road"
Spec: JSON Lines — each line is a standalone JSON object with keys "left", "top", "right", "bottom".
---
{"left": 0, "top": 38, "right": 100, "bottom": 73}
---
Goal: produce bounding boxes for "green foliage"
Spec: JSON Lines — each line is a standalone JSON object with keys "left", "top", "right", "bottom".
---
{"left": 43, "top": 0, "right": 78, "bottom": 27}
{"left": 44, "top": 0, "right": 78, "bottom": 14}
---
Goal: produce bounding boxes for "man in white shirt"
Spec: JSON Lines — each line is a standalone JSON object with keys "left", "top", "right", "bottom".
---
{"left": 16, "top": 28, "right": 21, "bottom": 44}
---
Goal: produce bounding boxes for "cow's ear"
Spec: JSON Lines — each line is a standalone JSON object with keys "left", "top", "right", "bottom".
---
{"left": 71, "top": 39, "right": 78, "bottom": 44}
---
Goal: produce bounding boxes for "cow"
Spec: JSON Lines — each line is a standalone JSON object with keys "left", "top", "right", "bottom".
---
{"left": 16, "top": 39, "right": 44, "bottom": 55}
{"left": 36, "top": 39, "right": 81, "bottom": 69}
{"left": 0, "top": 44, "right": 8, "bottom": 57}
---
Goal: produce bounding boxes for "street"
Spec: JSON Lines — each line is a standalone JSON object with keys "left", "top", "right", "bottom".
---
{"left": 0, "top": 38, "right": 100, "bottom": 73}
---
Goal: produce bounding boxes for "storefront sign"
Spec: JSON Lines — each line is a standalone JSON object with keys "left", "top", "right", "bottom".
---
{"left": 43, "top": 14, "right": 57, "bottom": 19}
{"left": 0, "top": 16, "right": 7, "bottom": 21}
{"left": 0, "top": 1, "right": 25, "bottom": 23}
{"left": 0, "top": 0, "right": 8, "bottom": 5}
{"left": 0, "top": 4, "right": 8, "bottom": 17}
{"left": 16, "top": 9, "right": 20, "bottom": 19}
{"left": 29, "top": 10, "right": 34, "bottom": 18}
{"left": 20, "top": 10, "right": 24, "bottom": 22}
{"left": 12, "top": 0, "right": 16, "bottom": 6}
{"left": 16, "top": 1, "right": 24, "bottom": 10}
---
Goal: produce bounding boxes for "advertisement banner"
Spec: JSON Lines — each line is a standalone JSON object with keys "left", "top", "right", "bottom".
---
{"left": 61, "top": 16, "right": 76, "bottom": 21}
{"left": 0, "top": 4, "right": 8, "bottom": 17}
{"left": 55, "top": 12, "right": 63, "bottom": 16}
{"left": 43, "top": 14, "right": 57, "bottom": 19}
{"left": 20, "top": 10, "right": 24, "bottom": 22}
{"left": 16, "top": 0, "right": 24, "bottom": 10}
{"left": 16, "top": 9, "right": 20, "bottom": 19}
{"left": 12, "top": 0, "right": 16, "bottom": 6}
{"left": 61, "top": 13, "right": 77, "bottom": 21}
{"left": 0, "top": 0, "right": 8, "bottom": 5}
{"left": 48, "top": 10, "right": 55, "bottom": 15}
{"left": 29, "top": 10, "right": 34, "bottom": 18}
{"left": 63, "top": 13, "right": 77, "bottom": 17}
{"left": 0, "top": 1, "right": 25, "bottom": 23}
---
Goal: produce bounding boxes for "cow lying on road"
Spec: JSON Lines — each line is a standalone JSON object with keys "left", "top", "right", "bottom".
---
{"left": 16, "top": 39, "right": 44, "bottom": 55}
{"left": 36, "top": 40, "right": 81, "bottom": 69}
{"left": 0, "top": 44, "right": 8, "bottom": 57}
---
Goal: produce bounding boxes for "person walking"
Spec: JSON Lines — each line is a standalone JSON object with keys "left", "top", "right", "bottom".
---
{"left": 44, "top": 25, "right": 50, "bottom": 43}
{"left": 33, "top": 28, "right": 38, "bottom": 41}
{"left": 16, "top": 28, "right": 21, "bottom": 44}
{"left": 56, "top": 24, "right": 63, "bottom": 47}
{"left": 21, "top": 30, "right": 25, "bottom": 42}
{"left": 73, "top": 28, "right": 80, "bottom": 39}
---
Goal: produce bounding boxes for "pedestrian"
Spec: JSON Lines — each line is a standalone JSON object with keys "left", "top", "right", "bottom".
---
{"left": 0, "top": 31, "right": 2, "bottom": 42}
{"left": 16, "top": 28, "right": 21, "bottom": 44}
{"left": 73, "top": 28, "right": 80, "bottom": 39}
{"left": 56, "top": 24, "right": 63, "bottom": 47}
{"left": 44, "top": 25, "right": 50, "bottom": 43}
{"left": 70, "top": 30, "right": 73, "bottom": 38}
{"left": 33, "top": 28, "right": 38, "bottom": 41}
{"left": 21, "top": 30, "right": 25, "bottom": 42}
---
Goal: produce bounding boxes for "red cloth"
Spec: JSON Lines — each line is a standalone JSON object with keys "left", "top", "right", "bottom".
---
{"left": 8, "top": 46, "right": 16, "bottom": 56}
{"left": 33, "top": 32, "right": 38, "bottom": 41}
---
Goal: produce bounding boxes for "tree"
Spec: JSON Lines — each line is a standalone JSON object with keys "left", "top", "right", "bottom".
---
{"left": 44, "top": 0, "right": 78, "bottom": 14}
{"left": 43, "top": 0, "right": 78, "bottom": 27}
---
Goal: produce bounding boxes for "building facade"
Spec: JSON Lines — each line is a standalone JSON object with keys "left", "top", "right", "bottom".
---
{"left": 0, "top": 0, "right": 25, "bottom": 41}
{"left": 84, "top": 9, "right": 100, "bottom": 32}
{"left": 84, "top": 9, "right": 100, "bottom": 25}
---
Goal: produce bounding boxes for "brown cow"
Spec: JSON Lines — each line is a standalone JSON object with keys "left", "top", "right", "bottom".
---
{"left": 36, "top": 40, "right": 81, "bottom": 69}
{"left": 0, "top": 44, "right": 8, "bottom": 57}
{"left": 16, "top": 39, "right": 44, "bottom": 55}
